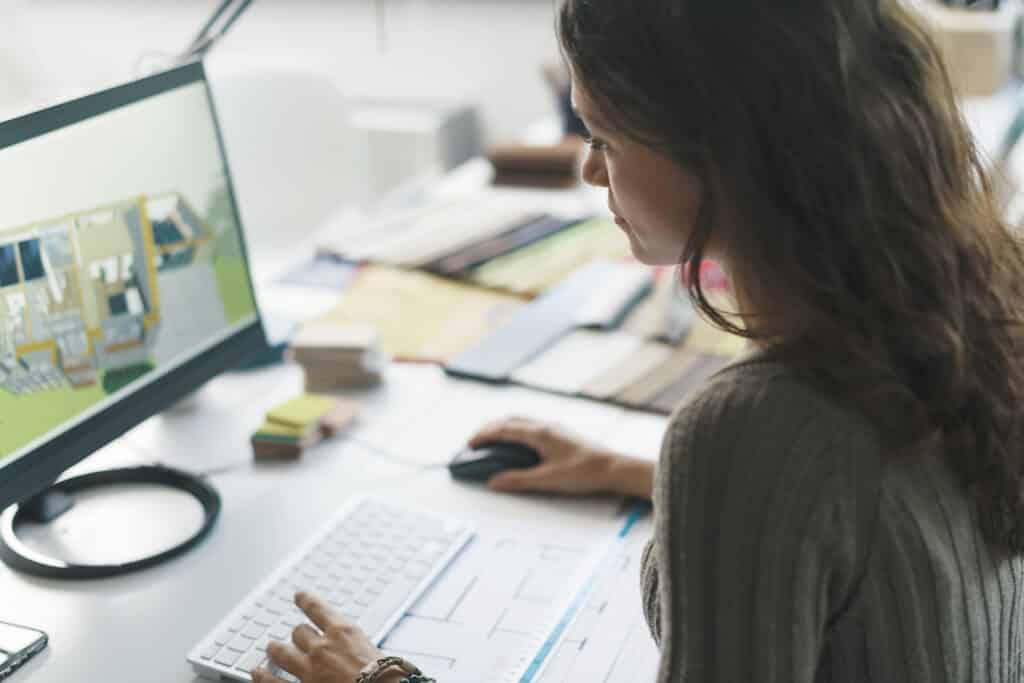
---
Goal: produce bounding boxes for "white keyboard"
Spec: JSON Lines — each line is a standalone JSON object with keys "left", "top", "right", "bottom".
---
{"left": 188, "top": 497, "right": 475, "bottom": 682}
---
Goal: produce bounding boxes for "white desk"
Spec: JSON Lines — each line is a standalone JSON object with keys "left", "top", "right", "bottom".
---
{"left": 0, "top": 351, "right": 665, "bottom": 683}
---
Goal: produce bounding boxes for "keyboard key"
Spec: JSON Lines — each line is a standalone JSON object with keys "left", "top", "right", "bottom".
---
{"left": 215, "top": 649, "right": 242, "bottom": 667}
{"left": 227, "top": 634, "right": 253, "bottom": 653}
{"left": 253, "top": 611, "right": 275, "bottom": 627}
{"left": 199, "top": 643, "right": 220, "bottom": 661}
{"left": 269, "top": 663, "right": 300, "bottom": 683}
{"left": 236, "top": 649, "right": 267, "bottom": 673}
{"left": 243, "top": 623, "right": 266, "bottom": 640}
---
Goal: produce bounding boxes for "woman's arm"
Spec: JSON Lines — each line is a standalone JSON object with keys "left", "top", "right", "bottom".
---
{"left": 602, "top": 451, "right": 655, "bottom": 499}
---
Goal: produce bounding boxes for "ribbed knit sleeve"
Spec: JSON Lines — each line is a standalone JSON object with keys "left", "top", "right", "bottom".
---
{"left": 643, "top": 363, "right": 882, "bottom": 682}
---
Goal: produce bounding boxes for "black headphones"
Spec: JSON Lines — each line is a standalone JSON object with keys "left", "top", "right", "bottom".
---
{"left": 0, "top": 465, "right": 220, "bottom": 579}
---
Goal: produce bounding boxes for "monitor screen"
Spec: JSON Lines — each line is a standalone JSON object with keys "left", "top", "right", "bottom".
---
{"left": 0, "top": 63, "right": 263, "bottom": 507}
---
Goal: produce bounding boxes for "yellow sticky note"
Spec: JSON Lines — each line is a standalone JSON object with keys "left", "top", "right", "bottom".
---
{"left": 266, "top": 394, "right": 337, "bottom": 429}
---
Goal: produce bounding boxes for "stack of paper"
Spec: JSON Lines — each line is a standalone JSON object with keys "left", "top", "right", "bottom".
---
{"left": 290, "top": 323, "right": 384, "bottom": 391}
{"left": 309, "top": 265, "right": 526, "bottom": 363}
{"left": 318, "top": 196, "right": 544, "bottom": 268}
{"left": 422, "top": 215, "right": 581, "bottom": 277}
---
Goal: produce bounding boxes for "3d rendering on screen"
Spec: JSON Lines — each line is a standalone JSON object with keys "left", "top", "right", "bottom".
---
{"left": 0, "top": 186, "right": 256, "bottom": 457}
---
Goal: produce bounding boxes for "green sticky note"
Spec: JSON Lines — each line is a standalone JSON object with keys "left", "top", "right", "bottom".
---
{"left": 266, "top": 394, "right": 337, "bottom": 429}
{"left": 253, "top": 419, "right": 307, "bottom": 440}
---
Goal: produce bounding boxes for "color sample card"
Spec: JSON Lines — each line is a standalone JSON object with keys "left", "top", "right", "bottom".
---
{"left": 615, "top": 347, "right": 700, "bottom": 407}
{"left": 470, "top": 218, "right": 633, "bottom": 296}
{"left": 573, "top": 261, "right": 653, "bottom": 329}
{"left": 422, "top": 214, "right": 570, "bottom": 276}
{"left": 446, "top": 261, "right": 619, "bottom": 382}
{"left": 511, "top": 330, "right": 644, "bottom": 396}
{"left": 648, "top": 353, "right": 733, "bottom": 413}
{"left": 582, "top": 341, "right": 675, "bottom": 401}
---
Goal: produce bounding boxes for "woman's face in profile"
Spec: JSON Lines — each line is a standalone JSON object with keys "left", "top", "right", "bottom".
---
{"left": 572, "top": 77, "right": 706, "bottom": 266}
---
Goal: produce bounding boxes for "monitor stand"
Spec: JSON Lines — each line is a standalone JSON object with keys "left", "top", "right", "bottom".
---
{"left": 17, "top": 489, "right": 74, "bottom": 524}
{"left": 0, "top": 462, "right": 220, "bottom": 580}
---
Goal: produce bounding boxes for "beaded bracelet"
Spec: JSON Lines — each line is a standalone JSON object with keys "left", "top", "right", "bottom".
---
{"left": 400, "top": 676, "right": 436, "bottom": 683}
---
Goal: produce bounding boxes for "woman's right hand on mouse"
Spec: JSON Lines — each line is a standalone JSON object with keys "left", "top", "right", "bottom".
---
{"left": 467, "top": 417, "right": 654, "bottom": 500}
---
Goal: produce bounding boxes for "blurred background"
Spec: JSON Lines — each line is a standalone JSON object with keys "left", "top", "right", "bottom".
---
{"left": 0, "top": 0, "right": 568, "bottom": 266}
{"left": 0, "top": 0, "right": 559, "bottom": 138}
{"left": 4, "top": 0, "right": 1024, "bottom": 270}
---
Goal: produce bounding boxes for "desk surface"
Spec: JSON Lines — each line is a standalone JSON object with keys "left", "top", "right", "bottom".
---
{"left": 0, "top": 358, "right": 665, "bottom": 683}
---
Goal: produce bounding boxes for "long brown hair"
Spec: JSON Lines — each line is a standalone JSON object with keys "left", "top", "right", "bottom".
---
{"left": 560, "top": 0, "right": 1024, "bottom": 554}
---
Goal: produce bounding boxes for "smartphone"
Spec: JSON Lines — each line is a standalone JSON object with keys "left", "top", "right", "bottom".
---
{"left": 0, "top": 621, "right": 47, "bottom": 680}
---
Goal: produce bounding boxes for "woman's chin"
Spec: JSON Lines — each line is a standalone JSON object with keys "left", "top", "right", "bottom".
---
{"left": 626, "top": 237, "right": 671, "bottom": 267}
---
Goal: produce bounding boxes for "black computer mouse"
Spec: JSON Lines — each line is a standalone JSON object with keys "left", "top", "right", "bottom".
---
{"left": 448, "top": 441, "right": 542, "bottom": 482}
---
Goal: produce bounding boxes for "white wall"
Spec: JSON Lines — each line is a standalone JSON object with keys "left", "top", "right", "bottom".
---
{"left": 1, "top": 0, "right": 564, "bottom": 143}
{"left": 0, "top": 83, "right": 223, "bottom": 229}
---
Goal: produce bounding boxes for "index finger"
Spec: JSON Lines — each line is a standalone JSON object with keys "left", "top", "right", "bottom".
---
{"left": 295, "top": 591, "right": 344, "bottom": 632}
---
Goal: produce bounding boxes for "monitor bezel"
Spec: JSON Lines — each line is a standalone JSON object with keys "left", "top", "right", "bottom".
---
{"left": 0, "top": 60, "right": 266, "bottom": 509}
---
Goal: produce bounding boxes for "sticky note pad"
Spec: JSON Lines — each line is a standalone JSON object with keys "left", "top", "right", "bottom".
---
{"left": 266, "top": 394, "right": 338, "bottom": 429}
{"left": 253, "top": 420, "right": 308, "bottom": 441}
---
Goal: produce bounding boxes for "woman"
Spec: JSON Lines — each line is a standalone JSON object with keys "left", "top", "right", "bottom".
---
{"left": 255, "top": 0, "right": 1024, "bottom": 681}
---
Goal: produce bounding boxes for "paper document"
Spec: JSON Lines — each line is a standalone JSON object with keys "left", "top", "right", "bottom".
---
{"left": 528, "top": 515, "right": 659, "bottom": 683}
{"left": 377, "top": 511, "right": 660, "bottom": 683}
{"left": 379, "top": 528, "right": 597, "bottom": 682}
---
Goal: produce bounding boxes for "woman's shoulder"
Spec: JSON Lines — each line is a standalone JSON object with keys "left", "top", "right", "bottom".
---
{"left": 662, "top": 353, "right": 884, "bottom": 476}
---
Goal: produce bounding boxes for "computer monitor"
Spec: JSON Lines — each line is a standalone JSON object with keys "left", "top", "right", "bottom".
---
{"left": 0, "top": 62, "right": 264, "bottom": 517}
